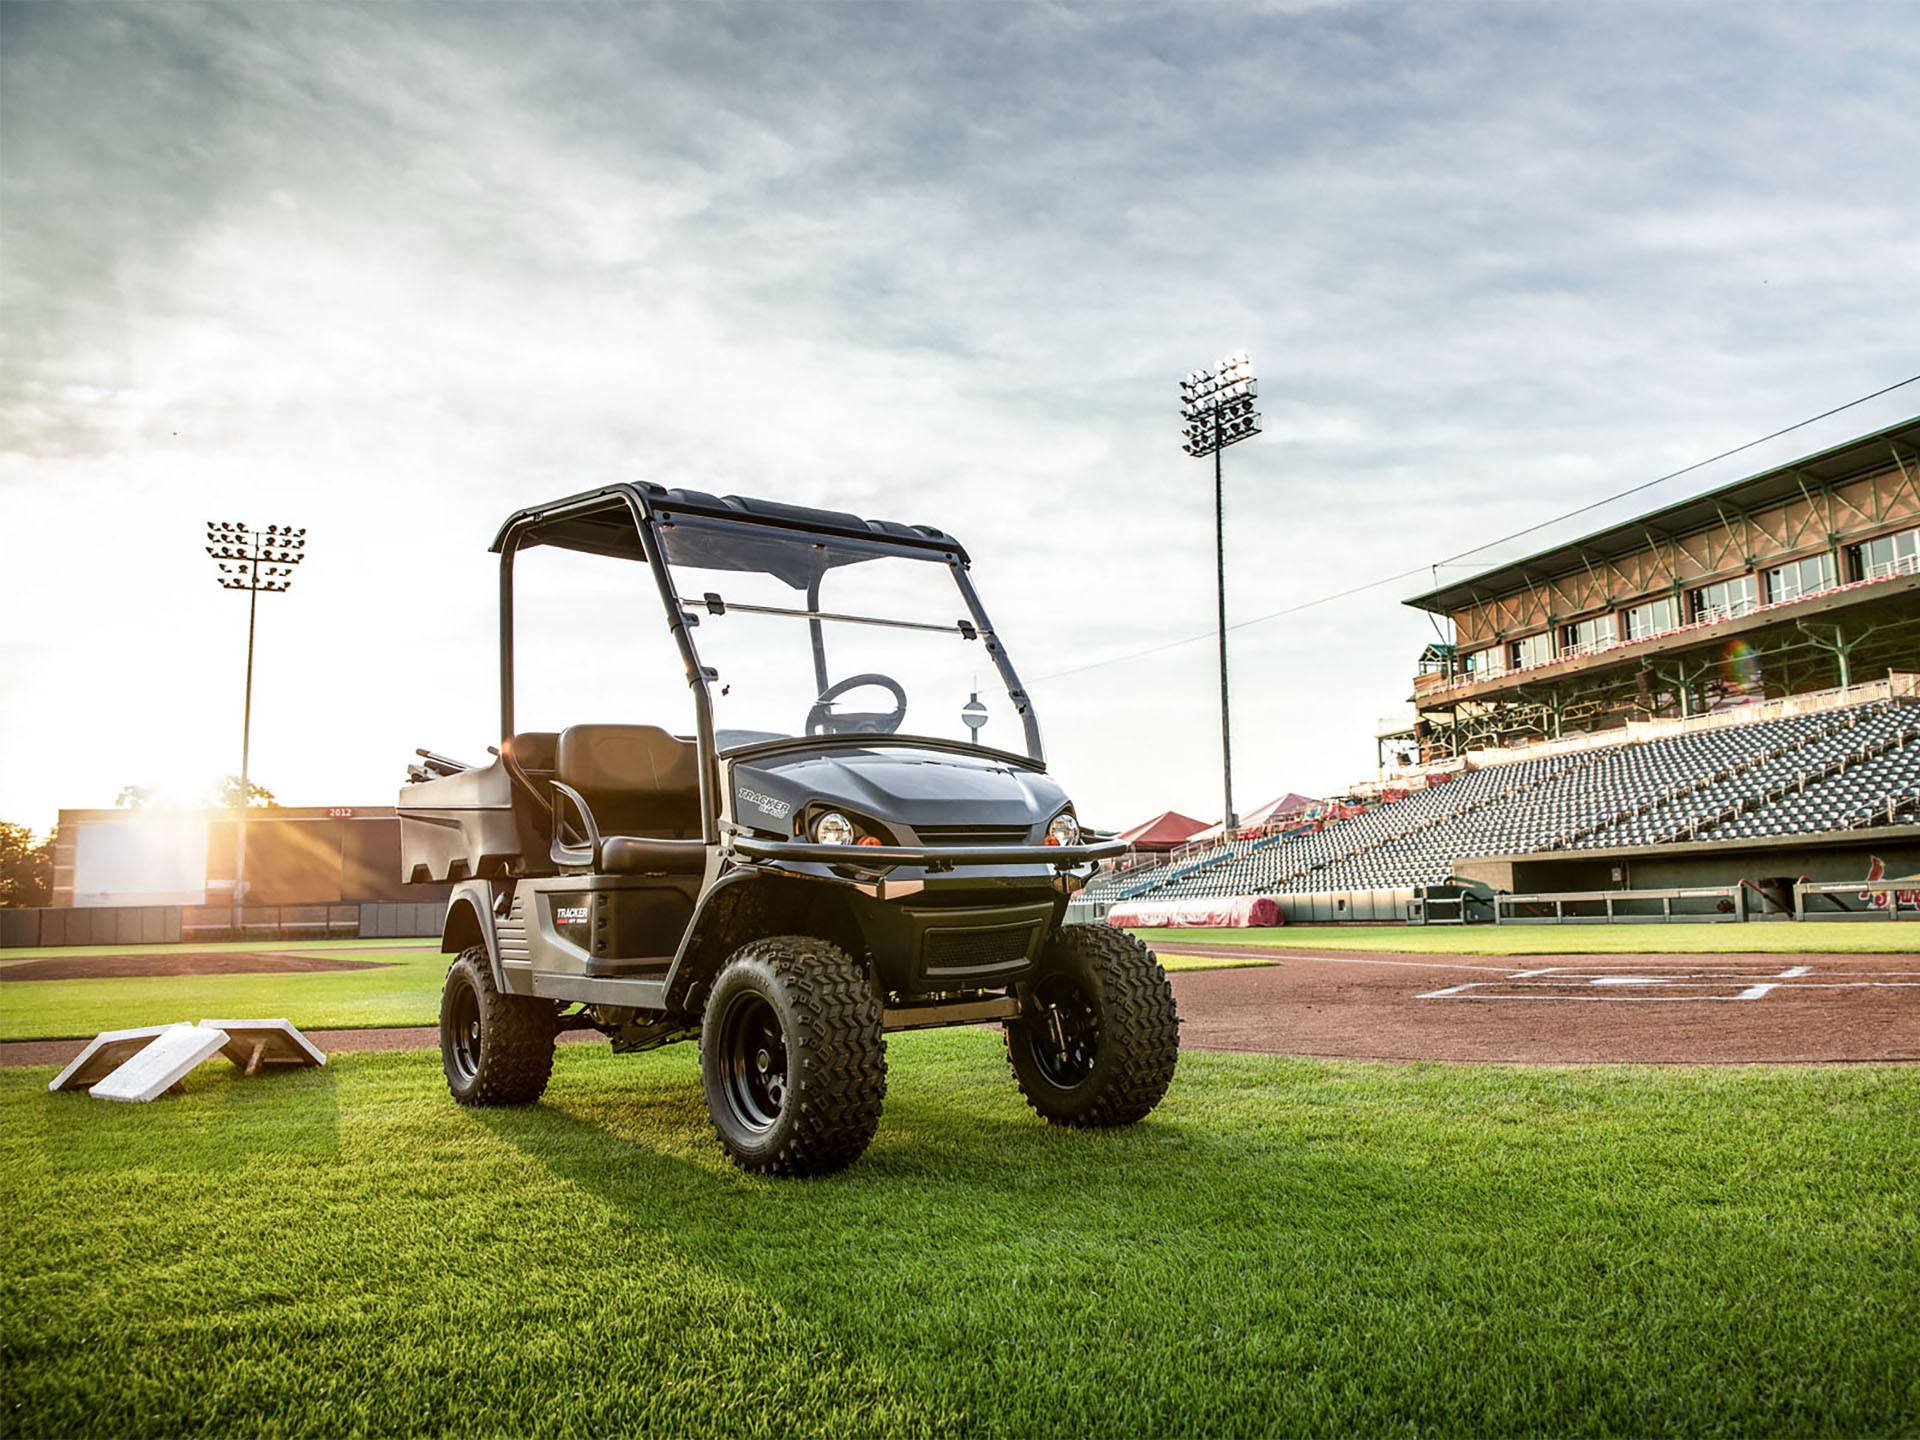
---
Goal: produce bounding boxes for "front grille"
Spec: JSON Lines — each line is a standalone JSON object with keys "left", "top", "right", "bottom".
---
{"left": 924, "top": 922, "right": 1040, "bottom": 974}
{"left": 914, "top": 824, "right": 1032, "bottom": 847}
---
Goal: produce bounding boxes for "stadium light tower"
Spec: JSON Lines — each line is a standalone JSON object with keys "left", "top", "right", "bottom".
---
{"left": 203, "top": 521, "right": 307, "bottom": 930}
{"left": 1180, "top": 351, "right": 1259, "bottom": 839}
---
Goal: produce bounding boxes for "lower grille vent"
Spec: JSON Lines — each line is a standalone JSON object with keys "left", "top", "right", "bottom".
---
{"left": 924, "top": 923, "right": 1040, "bottom": 973}
{"left": 915, "top": 824, "right": 1031, "bottom": 847}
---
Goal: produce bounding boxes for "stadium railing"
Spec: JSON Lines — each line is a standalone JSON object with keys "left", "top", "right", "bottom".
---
{"left": 1793, "top": 877, "right": 1920, "bottom": 920}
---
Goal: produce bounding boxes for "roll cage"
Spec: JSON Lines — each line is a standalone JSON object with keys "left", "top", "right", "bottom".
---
{"left": 489, "top": 483, "right": 1047, "bottom": 846}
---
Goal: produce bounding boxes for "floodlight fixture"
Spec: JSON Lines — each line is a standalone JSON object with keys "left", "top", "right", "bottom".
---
{"left": 1179, "top": 350, "right": 1261, "bottom": 458}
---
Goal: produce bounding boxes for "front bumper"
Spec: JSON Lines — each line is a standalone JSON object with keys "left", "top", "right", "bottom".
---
{"left": 727, "top": 836, "right": 1125, "bottom": 871}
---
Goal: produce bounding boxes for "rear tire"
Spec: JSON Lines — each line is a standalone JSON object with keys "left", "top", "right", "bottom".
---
{"left": 700, "top": 935, "right": 886, "bottom": 1176}
{"left": 1006, "top": 925, "right": 1179, "bottom": 1127}
{"left": 440, "top": 947, "right": 558, "bottom": 1106}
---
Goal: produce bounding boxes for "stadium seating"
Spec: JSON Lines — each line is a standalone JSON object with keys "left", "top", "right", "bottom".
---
{"left": 1100, "top": 697, "right": 1920, "bottom": 903}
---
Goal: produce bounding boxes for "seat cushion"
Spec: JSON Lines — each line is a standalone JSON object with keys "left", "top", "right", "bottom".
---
{"left": 555, "top": 724, "right": 702, "bottom": 838}
{"left": 599, "top": 835, "right": 707, "bottom": 875}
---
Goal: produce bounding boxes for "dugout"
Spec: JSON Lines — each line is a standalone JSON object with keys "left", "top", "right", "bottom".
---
{"left": 1455, "top": 823, "right": 1920, "bottom": 911}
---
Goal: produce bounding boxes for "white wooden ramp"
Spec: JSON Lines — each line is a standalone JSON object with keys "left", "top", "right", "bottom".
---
{"left": 46, "top": 1025, "right": 175, "bottom": 1093}
{"left": 89, "top": 1024, "right": 231, "bottom": 1103}
{"left": 199, "top": 1018, "right": 327, "bottom": 1074}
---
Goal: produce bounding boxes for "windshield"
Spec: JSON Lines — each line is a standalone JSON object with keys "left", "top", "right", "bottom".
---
{"left": 655, "top": 516, "right": 1033, "bottom": 757}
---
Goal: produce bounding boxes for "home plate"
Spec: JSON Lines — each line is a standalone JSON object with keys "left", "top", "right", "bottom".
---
{"left": 46, "top": 1025, "right": 175, "bottom": 1093}
{"left": 199, "top": 1018, "right": 327, "bottom": 1074}
{"left": 1591, "top": 977, "right": 1667, "bottom": 986}
{"left": 88, "top": 1024, "right": 231, "bottom": 1103}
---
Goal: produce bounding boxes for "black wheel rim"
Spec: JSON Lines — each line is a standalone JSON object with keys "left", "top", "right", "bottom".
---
{"left": 1030, "top": 974, "right": 1098, "bottom": 1088}
{"left": 449, "top": 975, "right": 482, "bottom": 1082}
{"left": 716, "top": 989, "right": 789, "bottom": 1135}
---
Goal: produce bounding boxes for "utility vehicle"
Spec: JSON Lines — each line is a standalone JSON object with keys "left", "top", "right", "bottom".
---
{"left": 398, "top": 484, "right": 1179, "bottom": 1174}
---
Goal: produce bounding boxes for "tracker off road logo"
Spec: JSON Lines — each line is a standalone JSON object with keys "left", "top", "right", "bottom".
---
{"left": 737, "top": 787, "right": 793, "bottom": 820}
{"left": 1859, "top": 856, "right": 1920, "bottom": 910}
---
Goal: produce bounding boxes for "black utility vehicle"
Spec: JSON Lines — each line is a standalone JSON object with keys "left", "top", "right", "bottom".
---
{"left": 399, "top": 485, "right": 1179, "bottom": 1174}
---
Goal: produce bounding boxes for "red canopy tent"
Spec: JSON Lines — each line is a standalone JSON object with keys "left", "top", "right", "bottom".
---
{"left": 1244, "top": 793, "right": 1319, "bottom": 828}
{"left": 1189, "top": 794, "right": 1321, "bottom": 842}
{"left": 1115, "top": 810, "right": 1209, "bottom": 853}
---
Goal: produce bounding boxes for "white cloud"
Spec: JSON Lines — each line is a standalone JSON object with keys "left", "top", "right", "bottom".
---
{"left": 2, "top": 1, "right": 1917, "bottom": 831}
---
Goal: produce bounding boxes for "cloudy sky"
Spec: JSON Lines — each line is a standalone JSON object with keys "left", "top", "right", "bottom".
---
{"left": 3, "top": 1, "right": 1917, "bottom": 834}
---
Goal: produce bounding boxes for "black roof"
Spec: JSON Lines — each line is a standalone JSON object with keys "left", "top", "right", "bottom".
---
{"left": 1404, "top": 415, "right": 1920, "bottom": 614}
{"left": 490, "top": 483, "right": 967, "bottom": 581}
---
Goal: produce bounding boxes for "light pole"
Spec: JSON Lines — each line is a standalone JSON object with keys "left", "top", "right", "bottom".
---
{"left": 1180, "top": 351, "right": 1259, "bottom": 840}
{"left": 204, "top": 521, "right": 306, "bottom": 932}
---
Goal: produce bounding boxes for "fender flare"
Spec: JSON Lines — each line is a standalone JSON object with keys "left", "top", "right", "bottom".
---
{"left": 440, "top": 880, "right": 505, "bottom": 990}
{"left": 664, "top": 867, "right": 867, "bottom": 1013}
{"left": 661, "top": 866, "right": 765, "bottom": 1009}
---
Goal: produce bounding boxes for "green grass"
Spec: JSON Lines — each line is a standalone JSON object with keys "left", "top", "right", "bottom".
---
{"left": 3, "top": 1036, "right": 1914, "bottom": 1437}
{"left": 1130, "top": 919, "right": 1920, "bottom": 955}
{"left": 0, "top": 941, "right": 1261, "bottom": 1042}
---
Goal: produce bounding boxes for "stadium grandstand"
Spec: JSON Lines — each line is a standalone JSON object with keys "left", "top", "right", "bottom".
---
{"left": 1393, "top": 415, "right": 1920, "bottom": 759}
{"left": 1083, "top": 417, "right": 1920, "bottom": 922}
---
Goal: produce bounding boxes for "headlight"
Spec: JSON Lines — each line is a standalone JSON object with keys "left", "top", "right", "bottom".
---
{"left": 1045, "top": 812, "right": 1079, "bottom": 847}
{"left": 814, "top": 811, "right": 855, "bottom": 846}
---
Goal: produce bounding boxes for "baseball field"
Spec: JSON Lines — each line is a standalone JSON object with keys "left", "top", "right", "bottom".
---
{"left": 3, "top": 926, "right": 1916, "bottom": 1436}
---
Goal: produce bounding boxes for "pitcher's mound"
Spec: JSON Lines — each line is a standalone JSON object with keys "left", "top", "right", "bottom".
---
{"left": 1, "top": 951, "right": 397, "bottom": 982}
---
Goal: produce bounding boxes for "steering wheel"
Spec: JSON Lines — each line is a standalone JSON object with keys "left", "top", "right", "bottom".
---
{"left": 806, "top": 673, "right": 908, "bottom": 736}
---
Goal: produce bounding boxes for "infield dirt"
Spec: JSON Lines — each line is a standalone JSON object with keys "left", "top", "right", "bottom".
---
{"left": 1161, "top": 945, "right": 1920, "bottom": 1063}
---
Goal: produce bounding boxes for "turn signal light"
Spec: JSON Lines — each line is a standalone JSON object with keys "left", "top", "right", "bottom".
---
{"left": 1043, "top": 835, "right": 1061, "bottom": 847}
{"left": 856, "top": 835, "right": 883, "bottom": 847}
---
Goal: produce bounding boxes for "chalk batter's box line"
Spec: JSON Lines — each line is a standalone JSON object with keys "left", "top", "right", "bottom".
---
{"left": 1417, "top": 979, "right": 1781, "bottom": 1001}
{"left": 1505, "top": 971, "right": 1804, "bottom": 983}
{"left": 1419, "top": 977, "right": 1920, "bottom": 1002}
{"left": 1501, "top": 965, "right": 1920, "bottom": 984}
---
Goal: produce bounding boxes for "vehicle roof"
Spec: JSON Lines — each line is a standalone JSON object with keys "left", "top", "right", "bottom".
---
{"left": 490, "top": 482, "right": 969, "bottom": 574}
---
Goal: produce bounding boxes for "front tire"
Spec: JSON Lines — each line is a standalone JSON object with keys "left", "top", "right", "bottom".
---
{"left": 1006, "top": 925, "right": 1179, "bottom": 1127}
{"left": 700, "top": 936, "right": 886, "bottom": 1176}
{"left": 440, "top": 947, "right": 559, "bottom": 1106}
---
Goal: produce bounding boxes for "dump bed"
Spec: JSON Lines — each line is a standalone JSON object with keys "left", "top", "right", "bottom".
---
{"left": 397, "top": 756, "right": 525, "bottom": 883}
